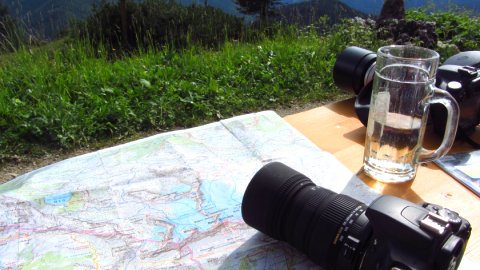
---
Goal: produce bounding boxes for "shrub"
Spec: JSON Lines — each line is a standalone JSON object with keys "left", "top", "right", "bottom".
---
{"left": 72, "top": 0, "right": 245, "bottom": 52}
{"left": 406, "top": 9, "right": 480, "bottom": 51}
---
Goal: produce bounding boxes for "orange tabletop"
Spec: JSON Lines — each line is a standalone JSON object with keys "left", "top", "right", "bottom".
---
{"left": 284, "top": 98, "right": 480, "bottom": 265}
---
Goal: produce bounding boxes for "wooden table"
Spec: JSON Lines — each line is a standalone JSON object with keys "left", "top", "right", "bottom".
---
{"left": 284, "top": 98, "right": 480, "bottom": 265}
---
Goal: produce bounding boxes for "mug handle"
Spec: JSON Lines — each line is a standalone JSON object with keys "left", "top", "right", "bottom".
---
{"left": 418, "top": 87, "right": 460, "bottom": 163}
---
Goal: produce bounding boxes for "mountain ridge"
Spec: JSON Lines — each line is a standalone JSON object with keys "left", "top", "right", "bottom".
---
{"left": 276, "top": 0, "right": 365, "bottom": 25}
{"left": 2, "top": 0, "right": 478, "bottom": 39}
{"left": 3, "top": 0, "right": 98, "bottom": 38}
{"left": 2, "top": 0, "right": 352, "bottom": 39}
{"left": 339, "top": 0, "right": 479, "bottom": 15}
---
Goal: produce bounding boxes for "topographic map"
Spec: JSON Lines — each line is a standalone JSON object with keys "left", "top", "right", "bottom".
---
{"left": 0, "top": 111, "right": 379, "bottom": 269}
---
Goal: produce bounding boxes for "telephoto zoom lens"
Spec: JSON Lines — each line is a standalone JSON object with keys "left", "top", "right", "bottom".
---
{"left": 333, "top": 46, "right": 377, "bottom": 95}
{"left": 242, "top": 162, "right": 373, "bottom": 270}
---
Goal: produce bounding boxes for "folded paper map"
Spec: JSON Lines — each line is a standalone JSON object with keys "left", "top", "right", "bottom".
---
{"left": 0, "top": 111, "right": 379, "bottom": 269}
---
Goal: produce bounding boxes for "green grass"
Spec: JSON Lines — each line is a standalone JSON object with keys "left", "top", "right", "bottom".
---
{"left": 0, "top": 26, "right": 361, "bottom": 159}
{"left": 2, "top": 9, "right": 476, "bottom": 161}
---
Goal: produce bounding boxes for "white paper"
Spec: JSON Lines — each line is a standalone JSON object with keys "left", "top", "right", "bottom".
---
{"left": 0, "top": 111, "right": 378, "bottom": 269}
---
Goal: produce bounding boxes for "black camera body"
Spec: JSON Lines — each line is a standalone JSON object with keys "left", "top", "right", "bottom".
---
{"left": 433, "top": 54, "right": 480, "bottom": 137}
{"left": 362, "top": 196, "right": 471, "bottom": 270}
{"left": 241, "top": 162, "right": 471, "bottom": 270}
{"left": 333, "top": 47, "right": 480, "bottom": 146}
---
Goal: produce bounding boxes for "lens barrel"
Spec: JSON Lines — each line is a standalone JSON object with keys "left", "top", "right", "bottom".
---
{"left": 333, "top": 46, "right": 377, "bottom": 95}
{"left": 242, "top": 162, "right": 372, "bottom": 269}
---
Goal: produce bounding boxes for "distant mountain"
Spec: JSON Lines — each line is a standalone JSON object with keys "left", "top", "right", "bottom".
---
{"left": 3, "top": 0, "right": 99, "bottom": 38}
{"left": 3, "top": 0, "right": 478, "bottom": 40}
{"left": 178, "top": 0, "right": 363, "bottom": 24}
{"left": 339, "top": 0, "right": 480, "bottom": 15}
{"left": 177, "top": 0, "right": 239, "bottom": 15}
{"left": 0, "top": 0, "right": 323, "bottom": 39}
{"left": 276, "top": 0, "right": 366, "bottom": 25}
{"left": 177, "top": 0, "right": 309, "bottom": 16}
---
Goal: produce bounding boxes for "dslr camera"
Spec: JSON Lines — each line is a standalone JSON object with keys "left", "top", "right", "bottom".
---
{"left": 333, "top": 46, "right": 480, "bottom": 147}
{"left": 242, "top": 162, "right": 471, "bottom": 270}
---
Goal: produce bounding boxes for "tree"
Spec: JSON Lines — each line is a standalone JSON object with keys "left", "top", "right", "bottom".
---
{"left": 119, "top": 0, "right": 129, "bottom": 48}
{"left": 0, "top": 3, "right": 7, "bottom": 19}
{"left": 235, "top": 0, "right": 281, "bottom": 23}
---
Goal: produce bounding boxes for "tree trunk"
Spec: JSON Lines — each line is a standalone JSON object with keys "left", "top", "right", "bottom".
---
{"left": 260, "top": 2, "right": 268, "bottom": 23}
{"left": 120, "top": 0, "right": 129, "bottom": 48}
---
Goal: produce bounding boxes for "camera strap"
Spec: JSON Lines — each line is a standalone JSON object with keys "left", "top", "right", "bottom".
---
{"left": 457, "top": 127, "right": 480, "bottom": 149}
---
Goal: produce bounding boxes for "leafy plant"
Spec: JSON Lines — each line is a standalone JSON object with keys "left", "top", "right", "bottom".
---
{"left": 0, "top": 27, "right": 349, "bottom": 158}
{"left": 407, "top": 9, "right": 480, "bottom": 52}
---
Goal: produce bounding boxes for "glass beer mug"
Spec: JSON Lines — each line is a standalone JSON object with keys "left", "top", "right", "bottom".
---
{"left": 363, "top": 45, "right": 460, "bottom": 183}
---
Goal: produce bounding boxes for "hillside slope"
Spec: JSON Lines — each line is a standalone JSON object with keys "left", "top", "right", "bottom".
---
{"left": 276, "top": 0, "right": 365, "bottom": 25}
{"left": 4, "top": 0, "right": 477, "bottom": 39}
{"left": 4, "top": 0, "right": 98, "bottom": 38}
{"left": 340, "top": 0, "right": 480, "bottom": 15}
{"left": 3, "top": 0, "right": 344, "bottom": 39}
